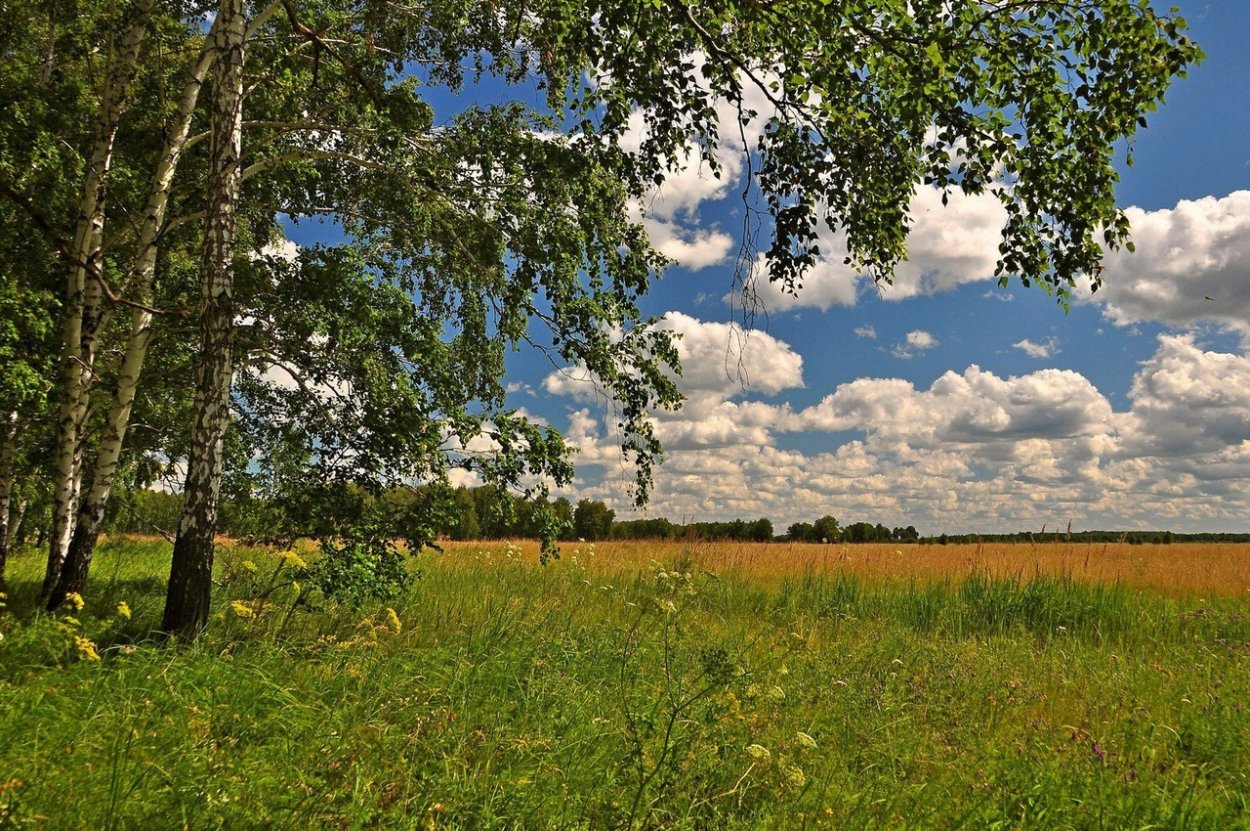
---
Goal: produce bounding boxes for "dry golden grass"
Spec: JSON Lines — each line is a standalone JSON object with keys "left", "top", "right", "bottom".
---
{"left": 442, "top": 538, "right": 1250, "bottom": 598}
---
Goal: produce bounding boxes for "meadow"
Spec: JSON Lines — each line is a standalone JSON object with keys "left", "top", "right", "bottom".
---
{"left": 2, "top": 536, "right": 1249, "bottom": 829}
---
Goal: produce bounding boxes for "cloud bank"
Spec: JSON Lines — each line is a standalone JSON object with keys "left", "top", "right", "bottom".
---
{"left": 549, "top": 317, "right": 1250, "bottom": 533}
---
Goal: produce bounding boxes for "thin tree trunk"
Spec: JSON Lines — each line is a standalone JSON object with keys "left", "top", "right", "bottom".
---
{"left": 49, "top": 12, "right": 225, "bottom": 609}
{"left": 0, "top": 412, "right": 19, "bottom": 587}
{"left": 9, "top": 497, "right": 27, "bottom": 551}
{"left": 50, "top": 307, "right": 153, "bottom": 607}
{"left": 162, "top": 0, "right": 246, "bottom": 638}
{"left": 43, "top": 4, "right": 152, "bottom": 598}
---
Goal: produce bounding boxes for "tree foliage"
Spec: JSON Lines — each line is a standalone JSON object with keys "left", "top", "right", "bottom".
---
{"left": 573, "top": 498, "right": 616, "bottom": 541}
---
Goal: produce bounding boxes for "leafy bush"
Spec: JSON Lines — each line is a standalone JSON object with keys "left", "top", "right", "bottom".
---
{"left": 305, "top": 533, "right": 413, "bottom": 608}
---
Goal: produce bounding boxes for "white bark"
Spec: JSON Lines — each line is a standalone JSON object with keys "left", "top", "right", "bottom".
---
{"left": 44, "top": 4, "right": 153, "bottom": 595}
{"left": 9, "top": 498, "right": 27, "bottom": 551}
{"left": 164, "top": 0, "right": 247, "bottom": 636}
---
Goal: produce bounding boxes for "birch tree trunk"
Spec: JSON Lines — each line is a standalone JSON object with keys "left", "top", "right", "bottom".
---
{"left": 43, "top": 4, "right": 152, "bottom": 598}
{"left": 162, "top": 0, "right": 247, "bottom": 638}
{"left": 49, "top": 15, "right": 223, "bottom": 609}
{"left": 8, "top": 497, "right": 27, "bottom": 553}
{"left": 49, "top": 306, "right": 154, "bottom": 607}
{"left": 0, "top": 412, "right": 19, "bottom": 587}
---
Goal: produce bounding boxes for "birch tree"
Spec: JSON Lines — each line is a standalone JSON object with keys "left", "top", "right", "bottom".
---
{"left": 159, "top": 0, "right": 250, "bottom": 636}
{"left": 36, "top": 1, "right": 160, "bottom": 599}
{"left": 47, "top": 3, "right": 283, "bottom": 608}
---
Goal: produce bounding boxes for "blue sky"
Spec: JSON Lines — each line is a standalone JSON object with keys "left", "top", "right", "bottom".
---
{"left": 293, "top": 2, "right": 1250, "bottom": 534}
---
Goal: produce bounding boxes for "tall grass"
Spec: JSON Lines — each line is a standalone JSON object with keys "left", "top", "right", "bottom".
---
{"left": 442, "top": 538, "right": 1250, "bottom": 598}
{"left": 1, "top": 537, "right": 1248, "bottom": 829}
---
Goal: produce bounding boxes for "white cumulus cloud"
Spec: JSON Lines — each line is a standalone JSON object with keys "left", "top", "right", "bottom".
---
{"left": 637, "top": 214, "right": 735, "bottom": 270}
{"left": 892, "top": 330, "right": 938, "bottom": 358}
{"left": 653, "top": 312, "right": 804, "bottom": 401}
{"left": 738, "top": 185, "right": 1008, "bottom": 313}
{"left": 1091, "top": 191, "right": 1250, "bottom": 336}
{"left": 1012, "top": 337, "right": 1059, "bottom": 359}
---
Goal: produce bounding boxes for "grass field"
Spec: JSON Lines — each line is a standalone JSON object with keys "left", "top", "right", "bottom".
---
{"left": 444, "top": 538, "right": 1250, "bottom": 598}
{"left": 2, "top": 536, "right": 1249, "bottom": 829}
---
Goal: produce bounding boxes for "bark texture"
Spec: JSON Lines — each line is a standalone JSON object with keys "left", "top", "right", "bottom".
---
{"left": 43, "top": 4, "right": 152, "bottom": 597}
{"left": 162, "top": 0, "right": 247, "bottom": 638}
{"left": 9, "top": 498, "right": 27, "bottom": 553}
{"left": 50, "top": 307, "right": 153, "bottom": 607}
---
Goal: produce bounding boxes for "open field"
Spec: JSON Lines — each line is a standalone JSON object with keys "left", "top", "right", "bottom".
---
{"left": 2, "top": 536, "right": 1249, "bottom": 829}
{"left": 445, "top": 538, "right": 1250, "bottom": 598}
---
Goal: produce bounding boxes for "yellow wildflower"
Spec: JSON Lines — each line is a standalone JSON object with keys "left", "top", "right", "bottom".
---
{"left": 385, "top": 607, "right": 403, "bottom": 634}
{"left": 795, "top": 732, "right": 818, "bottom": 750}
{"left": 229, "top": 600, "right": 255, "bottom": 619}
{"left": 745, "top": 744, "right": 771, "bottom": 761}
{"left": 280, "top": 551, "right": 308, "bottom": 570}
{"left": 116, "top": 601, "right": 132, "bottom": 620}
{"left": 64, "top": 592, "right": 85, "bottom": 612}
{"left": 240, "top": 560, "right": 259, "bottom": 573}
{"left": 74, "top": 636, "right": 101, "bottom": 662}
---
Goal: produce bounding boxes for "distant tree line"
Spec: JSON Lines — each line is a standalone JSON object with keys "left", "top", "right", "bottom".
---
{"left": 93, "top": 485, "right": 584, "bottom": 544}
{"left": 915, "top": 530, "right": 1250, "bottom": 545}
{"left": 37, "top": 486, "right": 1244, "bottom": 549}
{"left": 86, "top": 488, "right": 776, "bottom": 544}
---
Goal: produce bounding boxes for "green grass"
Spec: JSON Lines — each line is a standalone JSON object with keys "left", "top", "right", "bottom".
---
{"left": 2, "top": 537, "right": 1249, "bottom": 829}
